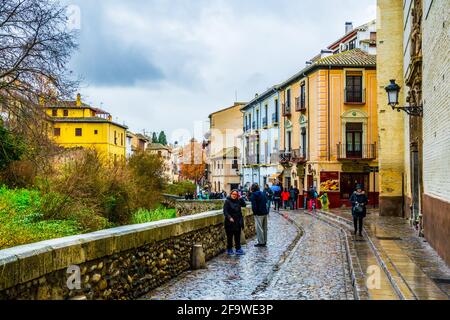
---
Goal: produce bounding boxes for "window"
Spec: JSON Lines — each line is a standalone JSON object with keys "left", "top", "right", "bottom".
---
{"left": 274, "top": 99, "right": 279, "bottom": 122}
{"left": 121, "top": 133, "right": 124, "bottom": 146}
{"left": 63, "top": 110, "right": 69, "bottom": 117}
{"left": 345, "top": 123, "right": 363, "bottom": 158}
{"left": 94, "top": 130, "right": 98, "bottom": 135}
{"left": 286, "top": 131, "right": 292, "bottom": 152}
{"left": 348, "top": 38, "right": 356, "bottom": 50}
{"left": 286, "top": 89, "right": 291, "bottom": 108}
{"left": 114, "top": 131, "right": 117, "bottom": 145}
{"left": 75, "top": 128, "right": 82, "bottom": 136}
{"left": 53, "top": 128, "right": 61, "bottom": 136}
{"left": 346, "top": 72, "right": 363, "bottom": 103}
{"left": 232, "top": 158, "right": 238, "bottom": 169}
{"left": 300, "top": 83, "right": 306, "bottom": 109}
{"left": 52, "top": 109, "right": 57, "bottom": 117}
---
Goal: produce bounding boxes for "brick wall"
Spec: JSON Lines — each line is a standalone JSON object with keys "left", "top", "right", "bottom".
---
{"left": 422, "top": 0, "right": 450, "bottom": 200}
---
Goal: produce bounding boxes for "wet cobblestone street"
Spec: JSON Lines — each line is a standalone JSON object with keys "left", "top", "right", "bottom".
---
{"left": 141, "top": 211, "right": 354, "bottom": 300}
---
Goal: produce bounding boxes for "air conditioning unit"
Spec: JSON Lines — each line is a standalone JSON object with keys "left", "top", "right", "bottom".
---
{"left": 340, "top": 43, "right": 348, "bottom": 52}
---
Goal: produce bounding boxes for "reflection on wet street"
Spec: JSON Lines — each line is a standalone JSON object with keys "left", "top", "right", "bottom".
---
{"left": 141, "top": 211, "right": 354, "bottom": 300}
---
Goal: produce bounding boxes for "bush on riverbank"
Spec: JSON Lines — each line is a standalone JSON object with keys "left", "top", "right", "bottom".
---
{"left": 0, "top": 148, "right": 174, "bottom": 250}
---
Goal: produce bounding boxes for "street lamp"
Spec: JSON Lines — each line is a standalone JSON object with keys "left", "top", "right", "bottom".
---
{"left": 385, "top": 79, "right": 423, "bottom": 117}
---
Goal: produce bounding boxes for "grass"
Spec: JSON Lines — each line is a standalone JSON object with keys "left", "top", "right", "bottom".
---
{"left": 0, "top": 186, "right": 80, "bottom": 250}
{"left": 0, "top": 187, "right": 178, "bottom": 250}
{"left": 131, "top": 207, "right": 177, "bottom": 224}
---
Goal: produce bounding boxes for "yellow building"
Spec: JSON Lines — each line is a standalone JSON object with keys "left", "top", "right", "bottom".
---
{"left": 45, "top": 94, "right": 128, "bottom": 164}
{"left": 279, "top": 49, "right": 378, "bottom": 208}
{"left": 205, "top": 102, "right": 245, "bottom": 192}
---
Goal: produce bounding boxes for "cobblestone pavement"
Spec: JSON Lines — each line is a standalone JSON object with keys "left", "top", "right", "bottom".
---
{"left": 141, "top": 211, "right": 354, "bottom": 300}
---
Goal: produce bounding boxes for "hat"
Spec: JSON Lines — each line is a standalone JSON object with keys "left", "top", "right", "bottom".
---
{"left": 356, "top": 184, "right": 363, "bottom": 190}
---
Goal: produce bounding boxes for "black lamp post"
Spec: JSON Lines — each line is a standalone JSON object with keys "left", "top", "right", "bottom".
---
{"left": 385, "top": 79, "right": 423, "bottom": 116}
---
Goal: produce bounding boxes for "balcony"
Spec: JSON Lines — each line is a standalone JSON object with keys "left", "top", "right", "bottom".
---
{"left": 272, "top": 113, "right": 279, "bottom": 125}
{"left": 282, "top": 103, "right": 291, "bottom": 116}
{"left": 344, "top": 88, "right": 366, "bottom": 104}
{"left": 262, "top": 117, "right": 268, "bottom": 128}
{"left": 295, "top": 97, "right": 306, "bottom": 112}
{"left": 279, "top": 148, "right": 306, "bottom": 165}
{"left": 336, "top": 143, "right": 376, "bottom": 160}
{"left": 246, "top": 154, "right": 259, "bottom": 165}
{"left": 291, "top": 148, "right": 307, "bottom": 163}
{"left": 270, "top": 152, "right": 279, "bottom": 164}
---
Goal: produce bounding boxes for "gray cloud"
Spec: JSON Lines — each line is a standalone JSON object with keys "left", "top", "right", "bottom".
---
{"left": 64, "top": 0, "right": 376, "bottom": 143}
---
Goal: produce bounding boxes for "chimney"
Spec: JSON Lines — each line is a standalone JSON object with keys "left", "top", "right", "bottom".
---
{"left": 320, "top": 49, "right": 333, "bottom": 59}
{"left": 345, "top": 22, "right": 353, "bottom": 34}
{"left": 255, "top": 93, "right": 259, "bottom": 98}
{"left": 76, "top": 93, "right": 81, "bottom": 107}
{"left": 305, "top": 61, "right": 313, "bottom": 66}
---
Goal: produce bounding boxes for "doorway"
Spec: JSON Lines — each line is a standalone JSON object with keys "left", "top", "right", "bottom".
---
{"left": 346, "top": 123, "right": 363, "bottom": 158}
{"left": 340, "top": 173, "right": 369, "bottom": 200}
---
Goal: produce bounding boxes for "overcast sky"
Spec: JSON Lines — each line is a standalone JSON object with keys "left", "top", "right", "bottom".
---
{"left": 66, "top": 0, "right": 376, "bottom": 144}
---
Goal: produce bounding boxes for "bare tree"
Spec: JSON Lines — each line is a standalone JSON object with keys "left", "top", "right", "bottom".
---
{"left": 0, "top": 0, "right": 78, "bottom": 127}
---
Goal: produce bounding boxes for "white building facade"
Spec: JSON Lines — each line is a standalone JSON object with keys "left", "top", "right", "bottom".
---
{"left": 241, "top": 87, "right": 281, "bottom": 188}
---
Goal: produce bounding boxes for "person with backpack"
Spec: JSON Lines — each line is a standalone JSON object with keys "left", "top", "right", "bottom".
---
{"left": 263, "top": 184, "right": 274, "bottom": 213}
{"left": 250, "top": 184, "right": 269, "bottom": 247}
{"left": 350, "top": 184, "right": 368, "bottom": 236}
{"left": 308, "top": 186, "right": 318, "bottom": 211}
{"left": 271, "top": 183, "right": 282, "bottom": 211}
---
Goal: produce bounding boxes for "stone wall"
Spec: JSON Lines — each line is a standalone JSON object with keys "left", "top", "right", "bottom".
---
{"left": 0, "top": 209, "right": 255, "bottom": 300}
{"left": 162, "top": 194, "right": 225, "bottom": 217}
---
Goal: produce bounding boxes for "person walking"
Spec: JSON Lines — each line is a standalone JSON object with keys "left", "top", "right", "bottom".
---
{"left": 223, "top": 189, "right": 247, "bottom": 255}
{"left": 250, "top": 184, "right": 269, "bottom": 247}
{"left": 289, "top": 186, "right": 297, "bottom": 210}
{"left": 271, "top": 183, "right": 282, "bottom": 211}
{"left": 281, "top": 188, "right": 290, "bottom": 210}
{"left": 350, "top": 184, "right": 368, "bottom": 236}
{"left": 263, "top": 184, "right": 273, "bottom": 213}
{"left": 308, "top": 186, "right": 318, "bottom": 212}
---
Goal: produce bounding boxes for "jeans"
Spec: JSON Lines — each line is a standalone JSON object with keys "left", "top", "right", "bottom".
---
{"left": 273, "top": 198, "right": 281, "bottom": 211}
{"left": 290, "top": 198, "right": 297, "bottom": 210}
{"left": 266, "top": 199, "right": 272, "bottom": 213}
{"left": 353, "top": 216, "right": 364, "bottom": 235}
{"left": 226, "top": 229, "right": 241, "bottom": 250}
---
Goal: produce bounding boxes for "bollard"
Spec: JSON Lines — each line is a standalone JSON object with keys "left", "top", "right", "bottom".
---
{"left": 240, "top": 229, "right": 247, "bottom": 245}
{"left": 191, "top": 244, "right": 206, "bottom": 270}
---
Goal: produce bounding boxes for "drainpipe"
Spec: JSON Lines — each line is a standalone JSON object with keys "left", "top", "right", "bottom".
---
{"left": 328, "top": 66, "right": 331, "bottom": 162}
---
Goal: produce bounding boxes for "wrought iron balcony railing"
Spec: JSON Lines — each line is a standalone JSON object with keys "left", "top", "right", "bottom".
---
{"left": 262, "top": 117, "right": 268, "bottom": 128}
{"left": 282, "top": 103, "right": 291, "bottom": 116}
{"left": 295, "top": 97, "right": 306, "bottom": 112}
{"left": 272, "top": 113, "right": 279, "bottom": 125}
{"left": 344, "top": 88, "right": 366, "bottom": 104}
{"left": 336, "top": 143, "right": 376, "bottom": 160}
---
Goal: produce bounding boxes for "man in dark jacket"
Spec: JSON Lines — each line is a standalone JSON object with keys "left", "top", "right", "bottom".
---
{"left": 350, "top": 184, "right": 369, "bottom": 236}
{"left": 250, "top": 183, "right": 269, "bottom": 247}
{"left": 223, "top": 190, "right": 247, "bottom": 255}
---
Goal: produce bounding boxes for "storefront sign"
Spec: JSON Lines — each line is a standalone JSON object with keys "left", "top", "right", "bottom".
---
{"left": 342, "top": 163, "right": 365, "bottom": 172}
{"left": 320, "top": 171, "right": 339, "bottom": 192}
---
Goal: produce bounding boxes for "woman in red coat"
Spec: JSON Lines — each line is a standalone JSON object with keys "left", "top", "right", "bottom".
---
{"left": 281, "top": 188, "right": 290, "bottom": 210}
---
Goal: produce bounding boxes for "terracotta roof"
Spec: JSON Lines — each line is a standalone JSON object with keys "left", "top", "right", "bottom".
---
{"left": 147, "top": 143, "right": 170, "bottom": 151}
{"left": 314, "top": 48, "right": 376, "bottom": 67}
{"left": 279, "top": 49, "right": 376, "bottom": 88}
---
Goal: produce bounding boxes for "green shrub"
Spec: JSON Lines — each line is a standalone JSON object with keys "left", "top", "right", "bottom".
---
{"left": 164, "top": 180, "right": 196, "bottom": 196}
{"left": 131, "top": 207, "right": 176, "bottom": 224}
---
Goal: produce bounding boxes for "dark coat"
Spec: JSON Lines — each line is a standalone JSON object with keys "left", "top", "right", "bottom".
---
{"left": 223, "top": 197, "right": 247, "bottom": 231}
{"left": 350, "top": 191, "right": 369, "bottom": 217}
{"left": 250, "top": 191, "right": 269, "bottom": 216}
